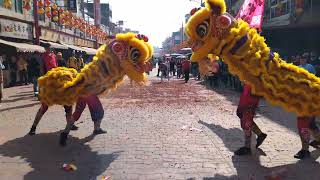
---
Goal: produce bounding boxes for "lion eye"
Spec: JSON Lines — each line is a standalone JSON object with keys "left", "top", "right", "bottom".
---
{"left": 196, "top": 20, "right": 209, "bottom": 38}
{"left": 130, "top": 48, "right": 140, "bottom": 62}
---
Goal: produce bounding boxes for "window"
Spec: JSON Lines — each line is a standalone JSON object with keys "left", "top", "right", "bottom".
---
{"left": 15, "top": 0, "right": 23, "bottom": 13}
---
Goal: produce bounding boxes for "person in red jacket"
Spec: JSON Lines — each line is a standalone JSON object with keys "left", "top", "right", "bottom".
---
{"left": 28, "top": 43, "right": 76, "bottom": 136}
{"left": 235, "top": 84, "right": 267, "bottom": 155}
{"left": 182, "top": 58, "right": 191, "bottom": 83}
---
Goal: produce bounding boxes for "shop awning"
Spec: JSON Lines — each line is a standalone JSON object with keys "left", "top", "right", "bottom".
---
{"left": 40, "top": 40, "right": 68, "bottom": 49}
{"left": 0, "top": 39, "right": 45, "bottom": 53}
{"left": 61, "top": 43, "right": 87, "bottom": 52}
{"left": 81, "top": 47, "right": 97, "bottom": 55}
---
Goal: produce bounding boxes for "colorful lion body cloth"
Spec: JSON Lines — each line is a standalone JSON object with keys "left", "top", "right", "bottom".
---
{"left": 186, "top": 0, "right": 320, "bottom": 116}
{"left": 38, "top": 33, "right": 153, "bottom": 106}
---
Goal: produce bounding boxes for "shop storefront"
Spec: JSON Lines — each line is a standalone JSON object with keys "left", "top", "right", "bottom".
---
{"left": 0, "top": 17, "right": 42, "bottom": 87}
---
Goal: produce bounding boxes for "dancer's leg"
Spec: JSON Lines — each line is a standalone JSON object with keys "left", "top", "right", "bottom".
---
{"left": 294, "top": 117, "right": 311, "bottom": 159}
{"left": 29, "top": 103, "right": 49, "bottom": 135}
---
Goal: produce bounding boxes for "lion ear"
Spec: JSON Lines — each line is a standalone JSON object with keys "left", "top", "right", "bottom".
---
{"left": 205, "top": 0, "right": 227, "bottom": 15}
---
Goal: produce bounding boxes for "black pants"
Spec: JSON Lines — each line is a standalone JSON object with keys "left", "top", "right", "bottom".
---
{"left": 10, "top": 71, "right": 17, "bottom": 86}
{"left": 184, "top": 71, "right": 190, "bottom": 83}
{"left": 19, "top": 70, "right": 28, "bottom": 84}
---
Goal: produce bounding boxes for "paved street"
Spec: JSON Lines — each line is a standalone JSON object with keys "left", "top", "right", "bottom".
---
{"left": 0, "top": 71, "right": 320, "bottom": 180}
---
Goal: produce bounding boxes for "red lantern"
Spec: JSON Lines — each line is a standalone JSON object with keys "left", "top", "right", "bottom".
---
{"left": 53, "top": 16, "right": 59, "bottom": 22}
{"left": 52, "top": 3, "right": 58, "bottom": 10}
{"left": 45, "top": 0, "right": 51, "bottom": 6}
{"left": 23, "top": 0, "right": 31, "bottom": 11}
{"left": 59, "top": 18, "right": 65, "bottom": 24}
{"left": 46, "top": 12, "right": 52, "bottom": 18}
{"left": 52, "top": 10, "right": 58, "bottom": 16}
{"left": 38, "top": 0, "right": 44, "bottom": 7}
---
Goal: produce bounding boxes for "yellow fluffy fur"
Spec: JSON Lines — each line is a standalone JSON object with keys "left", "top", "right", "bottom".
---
{"left": 38, "top": 32, "right": 153, "bottom": 106}
{"left": 186, "top": 0, "right": 320, "bottom": 116}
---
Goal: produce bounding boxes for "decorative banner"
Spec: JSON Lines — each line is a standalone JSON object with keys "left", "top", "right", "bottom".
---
{"left": 236, "top": 0, "right": 265, "bottom": 31}
{"left": 0, "top": 19, "right": 33, "bottom": 40}
{"left": 40, "top": 29, "right": 59, "bottom": 42}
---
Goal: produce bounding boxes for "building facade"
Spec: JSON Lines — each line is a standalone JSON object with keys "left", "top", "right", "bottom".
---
{"left": 0, "top": 0, "right": 105, "bottom": 48}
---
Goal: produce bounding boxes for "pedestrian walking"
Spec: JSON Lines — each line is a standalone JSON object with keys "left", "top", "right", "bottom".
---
{"left": 159, "top": 61, "right": 167, "bottom": 83}
{"left": 182, "top": 58, "right": 191, "bottom": 83}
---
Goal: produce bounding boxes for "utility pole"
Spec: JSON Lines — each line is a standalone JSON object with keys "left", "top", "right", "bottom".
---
{"left": 93, "top": 0, "right": 101, "bottom": 48}
{"left": 33, "top": 0, "right": 40, "bottom": 45}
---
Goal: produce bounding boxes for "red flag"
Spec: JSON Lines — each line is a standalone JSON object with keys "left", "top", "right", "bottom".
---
{"left": 236, "top": 0, "right": 265, "bottom": 31}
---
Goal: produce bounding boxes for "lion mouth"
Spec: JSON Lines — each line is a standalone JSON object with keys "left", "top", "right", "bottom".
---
{"left": 135, "top": 62, "right": 148, "bottom": 73}
{"left": 191, "top": 41, "right": 204, "bottom": 52}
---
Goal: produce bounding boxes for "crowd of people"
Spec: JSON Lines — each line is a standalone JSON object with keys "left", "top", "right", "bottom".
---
{"left": 0, "top": 43, "right": 93, "bottom": 102}
{"left": 156, "top": 56, "right": 193, "bottom": 83}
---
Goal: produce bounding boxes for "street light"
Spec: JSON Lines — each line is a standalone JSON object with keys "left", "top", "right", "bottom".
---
{"left": 189, "top": 0, "right": 205, "bottom": 7}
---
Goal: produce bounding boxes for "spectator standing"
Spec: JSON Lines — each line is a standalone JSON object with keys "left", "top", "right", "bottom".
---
{"left": 67, "top": 51, "right": 79, "bottom": 71}
{"left": 299, "top": 53, "right": 315, "bottom": 74}
{"left": 157, "top": 59, "right": 162, "bottom": 77}
{"left": 57, "top": 52, "right": 66, "bottom": 67}
{"left": 77, "top": 54, "right": 85, "bottom": 71}
{"left": 294, "top": 53, "right": 320, "bottom": 159}
{"left": 9, "top": 56, "right": 17, "bottom": 87}
{"left": 0, "top": 54, "right": 5, "bottom": 102}
{"left": 28, "top": 52, "right": 42, "bottom": 96}
{"left": 182, "top": 58, "right": 191, "bottom": 83}
{"left": 17, "top": 54, "right": 28, "bottom": 85}
{"left": 169, "top": 58, "right": 176, "bottom": 76}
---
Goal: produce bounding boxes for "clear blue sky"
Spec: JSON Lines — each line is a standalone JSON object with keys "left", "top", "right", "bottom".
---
{"left": 101, "top": 0, "right": 201, "bottom": 47}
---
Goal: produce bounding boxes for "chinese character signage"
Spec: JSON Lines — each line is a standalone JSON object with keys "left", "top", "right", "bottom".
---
{"left": 0, "top": 19, "right": 33, "bottom": 40}
{"left": 236, "top": 0, "right": 265, "bottom": 31}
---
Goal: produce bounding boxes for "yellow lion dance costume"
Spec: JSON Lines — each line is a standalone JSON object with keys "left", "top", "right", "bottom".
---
{"left": 38, "top": 33, "right": 153, "bottom": 106}
{"left": 186, "top": 0, "right": 320, "bottom": 116}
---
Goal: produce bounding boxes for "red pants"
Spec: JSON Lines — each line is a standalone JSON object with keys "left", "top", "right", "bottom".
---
{"left": 39, "top": 103, "right": 73, "bottom": 121}
{"left": 237, "top": 107, "right": 256, "bottom": 137}
{"left": 73, "top": 95, "right": 104, "bottom": 122}
{"left": 297, "top": 116, "right": 315, "bottom": 143}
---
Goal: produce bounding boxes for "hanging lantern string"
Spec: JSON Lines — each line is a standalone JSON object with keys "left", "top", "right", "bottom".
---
{"left": 37, "top": 0, "right": 109, "bottom": 38}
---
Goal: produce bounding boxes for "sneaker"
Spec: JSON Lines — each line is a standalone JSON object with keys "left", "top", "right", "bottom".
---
{"left": 256, "top": 133, "right": 267, "bottom": 148}
{"left": 70, "top": 124, "right": 79, "bottom": 131}
{"left": 310, "top": 140, "right": 320, "bottom": 149}
{"left": 234, "top": 147, "right": 251, "bottom": 156}
{"left": 59, "top": 132, "right": 68, "bottom": 146}
{"left": 28, "top": 126, "right": 36, "bottom": 135}
{"left": 93, "top": 129, "right": 107, "bottom": 135}
{"left": 294, "top": 150, "right": 310, "bottom": 159}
